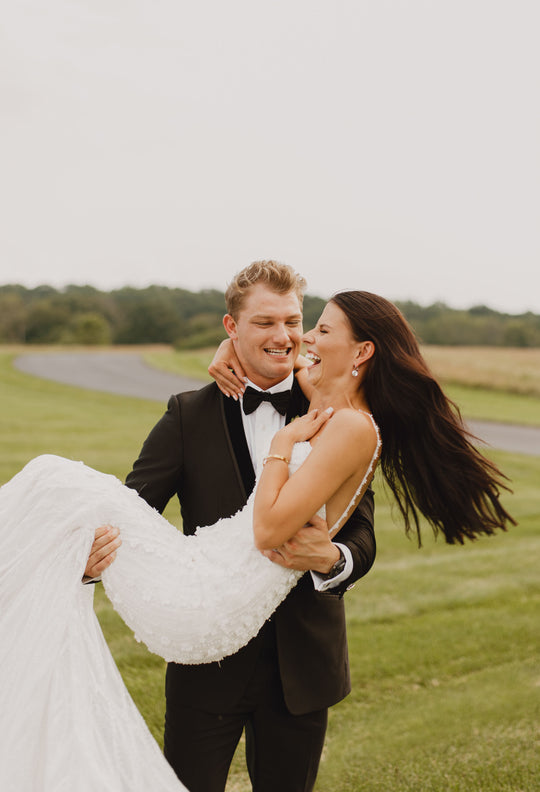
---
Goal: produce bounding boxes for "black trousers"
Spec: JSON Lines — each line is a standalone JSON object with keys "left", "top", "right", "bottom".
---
{"left": 164, "top": 627, "right": 328, "bottom": 792}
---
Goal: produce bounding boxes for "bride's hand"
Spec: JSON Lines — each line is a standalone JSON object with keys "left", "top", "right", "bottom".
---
{"left": 277, "top": 407, "right": 334, "bottom": 445}
{"left": 208, "top": 339, "right": 246, "bottom": 399}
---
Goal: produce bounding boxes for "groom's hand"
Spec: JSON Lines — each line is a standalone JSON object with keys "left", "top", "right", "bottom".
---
{"left": 83, "top": 525, "right": 121, "bottom": 580}
{"left": 261, "top": 515, "right": 340, "bottom": 573}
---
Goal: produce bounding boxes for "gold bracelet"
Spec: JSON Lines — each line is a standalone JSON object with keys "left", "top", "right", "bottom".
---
{"left": 262, "top": 454, "right": 290, "bottom": 466}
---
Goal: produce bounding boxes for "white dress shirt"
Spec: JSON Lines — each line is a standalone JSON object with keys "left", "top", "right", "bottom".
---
{"left": 239, "top": 375, "right": 352, "bottom": 591}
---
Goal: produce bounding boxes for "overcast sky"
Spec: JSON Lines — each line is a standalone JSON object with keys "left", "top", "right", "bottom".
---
{"left": 2, "top": 1, "right": 538, "bottom": 312}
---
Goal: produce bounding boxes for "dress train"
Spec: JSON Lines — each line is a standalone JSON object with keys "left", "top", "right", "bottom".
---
{"left": 0, "top": 449, "right": 309, "bottom": 791}
{"left": 0, "top": 421, "right": 380, "bottom": 791}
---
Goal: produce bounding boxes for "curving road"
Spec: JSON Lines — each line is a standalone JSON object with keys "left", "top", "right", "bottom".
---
{"left": 15, "top": 351, "right": 203, "bottom": 401}
{"left": 14, "top": 351, "right": 540, "bottom": 456}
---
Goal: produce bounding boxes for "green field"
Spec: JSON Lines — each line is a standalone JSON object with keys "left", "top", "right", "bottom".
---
{"left": 1, "top": 348, "right": 539, "bottom": 792}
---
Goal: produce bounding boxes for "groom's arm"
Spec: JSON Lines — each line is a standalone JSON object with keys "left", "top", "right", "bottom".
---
{"left": 83, "top": 525, "right": 121, "bottom": 581}
{"left": 330, "top": 487, "right": 376, "bottom": 586}
{"left": 264, "top": 487, "right": 375, "bottom": 594}
{"left": 84, "top": 394, "right": 185, "bottom": 581}
{"left": 125, "top": 394, "right": 185, "bottom": 512}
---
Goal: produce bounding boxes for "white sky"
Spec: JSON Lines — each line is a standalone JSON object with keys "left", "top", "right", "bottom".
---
{"left": 1, "top": 0, "right": 538, "bottom": 312}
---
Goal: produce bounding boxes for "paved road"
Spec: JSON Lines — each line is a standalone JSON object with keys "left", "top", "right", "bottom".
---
{"left": 14, "top": 351, "right": 540, "bottom": 456}
{"left": 15, "top": 351, "right": 203, "bottom": 401}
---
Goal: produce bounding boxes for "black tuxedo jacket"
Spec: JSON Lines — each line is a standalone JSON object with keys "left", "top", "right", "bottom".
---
{"left": 125, "top": 379, "right": 376, "bottom": 715}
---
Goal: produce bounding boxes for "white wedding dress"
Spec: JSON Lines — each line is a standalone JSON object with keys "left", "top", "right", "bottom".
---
{"left": 0, "top": 426, "right": 380, "bottom": 791}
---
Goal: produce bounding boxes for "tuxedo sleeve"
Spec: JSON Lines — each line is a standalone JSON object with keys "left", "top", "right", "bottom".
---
{"left": 330, "top": 486, "right": 376, "bottom": 595}
{"left": 125, "top": 394, "right": 184, "bottom": 514}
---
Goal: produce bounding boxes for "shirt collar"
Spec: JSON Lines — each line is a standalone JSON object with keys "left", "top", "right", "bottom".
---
{"left": 243, "top": 371, "right": 294, "bottom": 394}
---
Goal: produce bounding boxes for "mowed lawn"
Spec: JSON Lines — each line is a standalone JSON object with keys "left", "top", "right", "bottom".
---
{"left": 1, "top": 347, "right": 539, "bottom": 792}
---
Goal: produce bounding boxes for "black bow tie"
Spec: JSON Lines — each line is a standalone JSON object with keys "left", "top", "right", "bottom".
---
{"left": 242, "top": 386, "right": 291, "bottom": 416}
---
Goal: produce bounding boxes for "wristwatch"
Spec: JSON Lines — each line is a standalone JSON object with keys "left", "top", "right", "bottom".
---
{"left": 321, "top": 547, "right": 346, "bottom": 580}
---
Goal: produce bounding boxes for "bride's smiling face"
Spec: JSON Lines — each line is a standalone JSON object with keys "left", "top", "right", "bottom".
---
{"left": 302, "top": 302, "right": 362, "bottom": 390}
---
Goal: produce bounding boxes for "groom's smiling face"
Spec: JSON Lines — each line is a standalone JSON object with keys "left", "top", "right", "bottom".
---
{"left": 223, "top": 283, "right": 303, "bottom": 390}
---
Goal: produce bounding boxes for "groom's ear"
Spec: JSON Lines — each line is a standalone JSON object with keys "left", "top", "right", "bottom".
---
{"left": 223, "top": 314, "right": 238, "bottom": 340}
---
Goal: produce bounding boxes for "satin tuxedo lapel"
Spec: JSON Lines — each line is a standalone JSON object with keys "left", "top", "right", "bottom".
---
{"left": 222, "top": 394, "right": 255, "bottom": 496}
{"left": 286, "top": 378, "right": 310, "bottom": 425}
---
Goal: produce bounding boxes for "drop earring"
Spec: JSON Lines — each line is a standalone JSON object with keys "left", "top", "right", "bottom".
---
{"left": 352, "top": 368, "right": 359, "bottom": 377}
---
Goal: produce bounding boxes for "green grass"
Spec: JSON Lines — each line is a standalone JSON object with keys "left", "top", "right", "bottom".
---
{"left": 444, "top": 384, "right": 540, "bottom": 427}
{"left": 0, "top": 351, "right": 162, "bottom": 483}
{"left": 2, "top": 349, "right": 539, "bottom": 791}
{"left": 315, "top": 453, "right": 540, "bottom": 791}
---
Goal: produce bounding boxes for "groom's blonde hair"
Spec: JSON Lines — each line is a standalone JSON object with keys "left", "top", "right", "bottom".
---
{"left": 225, "top": 260, "right": 307, "bottom": 319}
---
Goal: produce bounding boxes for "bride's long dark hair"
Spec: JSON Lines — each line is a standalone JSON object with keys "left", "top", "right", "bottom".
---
{"left": 331, "top": 290, "right": 516, "bottom": 545}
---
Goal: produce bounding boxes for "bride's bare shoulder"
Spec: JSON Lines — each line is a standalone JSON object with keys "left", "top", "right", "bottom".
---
{"left": 330, "top": 406, "right": 375, "bottom": 429}
{"left": 324, "top": 408, "right": 378, "bottom": 449}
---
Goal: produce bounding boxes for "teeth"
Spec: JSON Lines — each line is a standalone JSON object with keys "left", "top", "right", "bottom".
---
{"left": 305, "top": 352, "right": 320, "bottom": 364}
{"left": 265, "top": 348, "right": 290, "bottom": 355}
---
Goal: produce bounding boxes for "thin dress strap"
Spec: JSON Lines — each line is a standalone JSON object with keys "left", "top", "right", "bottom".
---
{"left": 328, "top": 411, "right": 382, "bottom": 538}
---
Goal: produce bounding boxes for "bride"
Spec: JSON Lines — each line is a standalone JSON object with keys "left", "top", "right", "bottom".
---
{"left": 0, "top": 290, "right": 514, "bottom": 791}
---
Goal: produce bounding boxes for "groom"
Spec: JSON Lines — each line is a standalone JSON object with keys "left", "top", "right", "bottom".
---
{"left": 87, "top": 260, "right": 375, "bottom": 792}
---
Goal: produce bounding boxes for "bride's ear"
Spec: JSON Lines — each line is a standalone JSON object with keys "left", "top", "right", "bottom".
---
{"left": 354, "top": 341, "right": 375, "bottom": 367}
{"left": 223, "top": 314, "right": 238, "bottom": 341}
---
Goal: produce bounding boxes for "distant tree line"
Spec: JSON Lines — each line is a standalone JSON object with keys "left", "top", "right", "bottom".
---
{"left": 1, "top": 284, "right": 539, "bottom": 348}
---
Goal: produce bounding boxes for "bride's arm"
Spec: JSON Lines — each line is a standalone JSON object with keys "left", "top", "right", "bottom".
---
{"left": 292, "top": 356, "right": 314, "bottom": 401}
{"left": 253, "top": 410, "right": 377, "bottom": 550}
{"left": 208, "top": 338, "right": 314, "bottom": 401}
{"left": 208, "top": 340, "right": 247, "bottom": 399}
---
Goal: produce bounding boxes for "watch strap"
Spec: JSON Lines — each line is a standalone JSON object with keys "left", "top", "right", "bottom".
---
{"left": 320, "top": 547, "right": 346, "bottom": 580}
